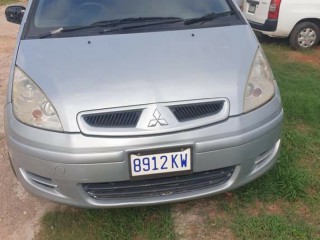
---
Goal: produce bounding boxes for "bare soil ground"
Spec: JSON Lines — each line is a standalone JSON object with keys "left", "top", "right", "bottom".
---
{"left": 288, "top": 46, "right": 320, "bottom": 67}
{"left": 0, "top": 5, "right": 56, "bottom": 240}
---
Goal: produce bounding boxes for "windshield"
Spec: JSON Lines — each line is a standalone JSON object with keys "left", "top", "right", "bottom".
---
{"left": 25, "top": 0, "right": 242, "bottom": 38}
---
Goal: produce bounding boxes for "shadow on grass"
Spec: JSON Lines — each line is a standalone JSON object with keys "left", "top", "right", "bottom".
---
{"left": 36, "top": 205, "right": 174, "bottom": 240}
{"left": 255, "top": 31, "right": 290, "bottom": 46}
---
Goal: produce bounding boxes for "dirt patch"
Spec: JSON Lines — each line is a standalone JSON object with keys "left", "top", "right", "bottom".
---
{"left": 287, "top": 46, "right": 320, "bottom": 67}
{"left": 299, "top": 155, "right": 318, "bottom": 168}
{"left": 172, "top": 196, "right": 236, "bottom": 240}
{"left": 245, "top": 199, "right": 288, "bottom": 217}
{"left": 0, "top": 4, "right": 57, "bottom": 240}
{"left": 297, "top": 204, "right": 311, "bottom": 219}
{"left": 265, "top": 202, "right": 284, "bottom": 215}
{"left": 294, "top": 123, "right": 313, "bottom": 134}
{"left": 293, "top": 200, "right": 320, "bottom": 232}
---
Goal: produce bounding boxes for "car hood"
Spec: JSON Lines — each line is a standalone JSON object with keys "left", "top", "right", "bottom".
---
{"left": 16, "top": 25, "right": 258, "bottom": 132}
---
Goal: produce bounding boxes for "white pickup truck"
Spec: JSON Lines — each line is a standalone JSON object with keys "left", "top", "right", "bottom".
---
{"left": 243, "top": 0, "right": 320, "bottom": 49}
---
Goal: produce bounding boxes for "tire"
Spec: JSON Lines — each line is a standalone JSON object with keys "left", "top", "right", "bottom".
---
{"left": 290, "top": 22, "right": 320, "bottom": 50}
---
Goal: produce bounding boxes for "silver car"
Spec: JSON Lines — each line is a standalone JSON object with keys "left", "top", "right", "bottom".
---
{"left": 5, "top": 0, "right": 283, "bottom": 208}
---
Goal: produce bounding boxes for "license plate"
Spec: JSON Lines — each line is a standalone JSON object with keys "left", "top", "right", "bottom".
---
{"left": 248, "top": 5, "right": 256, "bottom": 13}
{"left": 129, "top": 147, "right": 192, "bottom": 178}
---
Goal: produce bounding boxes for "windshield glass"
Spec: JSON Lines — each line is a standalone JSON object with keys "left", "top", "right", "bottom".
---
{"left": 25, "top": 0, "right": 241, "bottom": 38}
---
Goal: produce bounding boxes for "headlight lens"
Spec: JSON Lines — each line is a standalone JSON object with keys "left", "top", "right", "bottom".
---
{"left": 12, "top": 67, "right": 63, "bottom": 132}
{"left": 244, "top": 48, "right": 276, "bottom": 113}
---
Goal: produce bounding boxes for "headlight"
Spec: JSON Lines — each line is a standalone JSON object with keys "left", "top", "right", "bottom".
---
{"left": 12, "top": 67, "right": 63, "bottom": 132}
{"left": 244, "top": 48, "right": 276, "bottom": 113}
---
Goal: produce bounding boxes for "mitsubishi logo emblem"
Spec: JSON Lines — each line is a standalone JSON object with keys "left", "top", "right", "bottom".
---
{"left": 148, "top": 109, "right": 168, "bottom": 127}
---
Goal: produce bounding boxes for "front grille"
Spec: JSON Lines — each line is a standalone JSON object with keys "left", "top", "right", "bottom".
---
{"left": 82, "top": 166, "right": 235, "bottom": 200}
{"left": 170, "top": 101, "right": 224, "bottom": 122}
{"left": 82, "top": 110, "right": 142, "bottom": 128}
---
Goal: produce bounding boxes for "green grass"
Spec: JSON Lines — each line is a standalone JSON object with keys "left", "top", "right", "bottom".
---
{"left": 37, "top": 206, "right": 174, "bottom": 240}
{"left": 233, "top": 44, "right": 320, "bottom": 202}
{"left": 232, "top": 214, "right": 314, "bottom": 240}
{"left": 227, "top": 43, "right": 320, "bottom": 239}
{"left": 0, "top": 0, "right": 21, "bottom": 5}
{"left": 36, "top": 43, "right": 320, "bottom": 239}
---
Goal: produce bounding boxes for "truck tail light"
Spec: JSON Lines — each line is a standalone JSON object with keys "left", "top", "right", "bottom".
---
{"left": 268, "top": 0, "right": 282, "bottom": 19}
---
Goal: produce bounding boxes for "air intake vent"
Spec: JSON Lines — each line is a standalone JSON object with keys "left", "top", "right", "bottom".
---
{"left": 25, "top": 171, "right": 57, "bottom": 189}
{"left": 169, "top": 101, "right": 224, "bottom": 122}
{"left": 83, "top": 166, "right": 235, "bottom": 200}
{"left": 82, "top": 110, "right": 142, "bottom": 128}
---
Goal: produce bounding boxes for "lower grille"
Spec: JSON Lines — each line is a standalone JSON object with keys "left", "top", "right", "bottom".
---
{"left": 82, "top": 166, "right": 235, "bottom": 200}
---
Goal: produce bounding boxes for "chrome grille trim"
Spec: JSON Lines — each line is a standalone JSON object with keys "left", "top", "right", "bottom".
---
{"left": 170, "top": 101, "right": 224, "bottom": 122}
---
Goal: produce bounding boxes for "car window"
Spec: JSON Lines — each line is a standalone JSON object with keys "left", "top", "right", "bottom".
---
{"left": 34, "top": 0, "right": 231, "bottom": 28}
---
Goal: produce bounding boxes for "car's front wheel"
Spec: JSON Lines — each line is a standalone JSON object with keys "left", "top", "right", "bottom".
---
{"left": 290, "top": 22, "right": 320, "bottom": 50}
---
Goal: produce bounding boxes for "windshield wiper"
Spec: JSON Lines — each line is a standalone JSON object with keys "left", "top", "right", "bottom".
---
{"left": 92, "top": 17, "right": 183, "bottom": 26}
{"left": 98, "top": 19, "right": 184, "bottom": 34}
{"left": 39, "top": 26, "right": 94, "bottom": 39}
{"left": 39, "top": 17, "right": 183, "bottom": 39}
{"left": 184, "top": 10, "right": 235, "bottom": 25}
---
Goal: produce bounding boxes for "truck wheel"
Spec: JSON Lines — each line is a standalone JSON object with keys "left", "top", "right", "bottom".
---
{"left": 290, "top": 22, "right": 320, "bottom": 50}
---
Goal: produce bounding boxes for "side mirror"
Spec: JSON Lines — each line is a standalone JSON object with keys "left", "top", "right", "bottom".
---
{"left": 5, "top": 5, "right": 26, "bottom": 25}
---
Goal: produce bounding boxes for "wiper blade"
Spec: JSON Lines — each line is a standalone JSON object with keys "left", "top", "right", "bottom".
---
{"left": 184, "top": 10, "right": 235, "bottom": 25}
{"left": 39, "top": 26, "right": 96, "bottom": 39}
{"left": 39, "top": 17, "right": 183, "bottom": 39}
{"left": 98, "top": 19, "right": 183, "bottom": 34}
{"left": 92, "top": 17, "right": 183, "bottom": 26}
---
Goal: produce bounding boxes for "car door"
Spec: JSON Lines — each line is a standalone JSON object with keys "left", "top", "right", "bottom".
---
{"left": 243, "top": 0, "right": 272, "bottom": 24}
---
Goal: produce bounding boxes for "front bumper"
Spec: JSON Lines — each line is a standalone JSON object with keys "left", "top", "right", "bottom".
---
{"left": 248, "top": 19, "right": 278, "bottom": 32}
{"left": 5, "top": 94, "right": 283, "bottom": 208}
